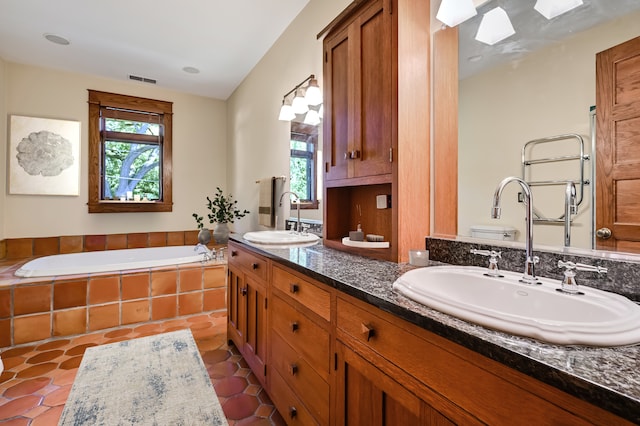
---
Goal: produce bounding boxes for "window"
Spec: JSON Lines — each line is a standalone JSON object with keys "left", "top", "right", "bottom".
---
{"left": 289, "top": 122, "right": 319, "bottom": 209}
{"left": 88, "top": 90, "right": 173, "bottom": 213}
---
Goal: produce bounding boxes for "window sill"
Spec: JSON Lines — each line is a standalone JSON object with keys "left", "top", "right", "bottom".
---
{"left": 88, "top": 201, "right": 173, "bottom": 213}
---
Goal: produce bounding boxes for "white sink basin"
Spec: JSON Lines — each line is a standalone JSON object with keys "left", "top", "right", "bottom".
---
{"left": 243, "top": 230, "right": 320, "bottom": 245}
{"left": 393, "top": 265, "right": 640, "bottom": 346}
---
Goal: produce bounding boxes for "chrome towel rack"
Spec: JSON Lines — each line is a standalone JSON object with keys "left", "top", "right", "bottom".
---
{"left": 521, "top": 133, "right": 589, "bottom": 223}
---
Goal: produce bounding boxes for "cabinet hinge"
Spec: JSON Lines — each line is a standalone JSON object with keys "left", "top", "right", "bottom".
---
{"left": 389, "top": 147, "right": 393, "bottom": 163}
{"left": 334, "top": 352, "right": 338, "bottom": 371}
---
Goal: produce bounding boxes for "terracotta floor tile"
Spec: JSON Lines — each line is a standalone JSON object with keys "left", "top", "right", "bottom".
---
{"left": 23, "top": 403, "right": 49, "bottom": 419}
{"left": 0, "top": 417, "right": 30, "bottom": 426}
{"left": 59, "top": 356, "right": 82, "bottom": 370}
{"left": 209, "top": 361, "right": 239, "bottom": 379}
{"left": 16, "top": 363, "right": 57, "bottom": 379}
{"left": 190, "top": 321, "right": 213, "bottom": 331}
{"left": 0, "top": 371, "right": 16, "bottom": 384}
{"left": 26, "top": 350, "right": 64, "bottom": 364}
{"left": 237, "top": 416, "right": 273, "bottom": 426}
{"left": 0, "top": 395, "right": 42, "bottom": 418}
{"left": 42, "top": 385, "right": 70, "bottom": 406}
{"left": 234, "top": 368, "right": 251, "bottom": 378}
{"left": 51, "top": 369, "right": 77, "bottom": 386}
{"left": 1, "top": 347, "right": 34, "bottom": 358}
{"left": 66, "top": 334, "right": 104, "bottom": 346}
{"left": 65, "top": 343, "right": 98, "bottom": 356}
{"left": 33, "top": 384, "right": 58, "bottom": 397}
{"left": 35, "top": 339, "right": 70, "bottom": 351}
{"left": 196, "top": 335, "right": 226, "bottom": 352}
{"left": 103, "top": 328, "right": 133, "bottom": 338}
{"left": 215, "top": 376, "right": 249, "bottom": 398}
{"left": 186, "top": 314, "right": 212, "bottom": 323}
{"left": 1, "top": 357, "right": 25, "bottom": 371}
{"left": 30, "top": 405, "right": 63, "bottom": 426}
{"left": 133, "top": 323, "right": 162, "bottom": 334}
{"left": 3, "top": 377, "right": 50, "bottom": 398}
{"left": 202, "top": 349, "right": 231, "bottom": 364}
{"left": 245, "top": 384, "right": 261, "bottom": 396}
{"left": 223, "top": 394, "right": 260, "bottom": 421}
{"left": 255, "top": 404, "right": 275, "bottom": 418}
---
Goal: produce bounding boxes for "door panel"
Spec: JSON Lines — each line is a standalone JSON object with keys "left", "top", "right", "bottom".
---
{"left": 595, "top": 35, "right": 640, "bottom": 252}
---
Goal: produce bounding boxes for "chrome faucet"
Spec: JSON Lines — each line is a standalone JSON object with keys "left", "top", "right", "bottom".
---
{"left": 564, "top": 182, "right": 577, "bottom": 247}
{"left": 279, "top": 191, "right": 301, "bottom": 233}
{"left": 194, "top": 243, "right": 215, "bottom": 261}
{"left": 491, "top": 177, "right": 539, "bottom": 285}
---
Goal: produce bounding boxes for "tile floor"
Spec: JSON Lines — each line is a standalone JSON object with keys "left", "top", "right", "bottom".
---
{"left": 0, "top": 312, "right": 286, "bottom": 425}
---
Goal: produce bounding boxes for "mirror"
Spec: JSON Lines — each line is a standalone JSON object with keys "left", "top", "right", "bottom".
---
{"left": 289, "top": 118, "right": 323, "bottom": 222}
{"left": 450, "top": 0, "right": 640, "bottom": 253}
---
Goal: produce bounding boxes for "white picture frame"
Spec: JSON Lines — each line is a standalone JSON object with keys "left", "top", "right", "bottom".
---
{"left": 9, "top": 115, "right": 81, "bottom": 196}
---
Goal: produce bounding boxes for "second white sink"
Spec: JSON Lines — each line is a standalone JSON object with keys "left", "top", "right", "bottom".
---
{"left": 393, "top": 265, "right": 640, "bottom": 346}
{"left": 243, "top": 230, "right": 319, "bottom": 245}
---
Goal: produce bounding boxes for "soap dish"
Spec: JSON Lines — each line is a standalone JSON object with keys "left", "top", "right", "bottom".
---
{"left": 366, "top": 234, "right": 384, "bottom": 242}
{"left": 342, "top": 237, "right": 389, "bottom": 249}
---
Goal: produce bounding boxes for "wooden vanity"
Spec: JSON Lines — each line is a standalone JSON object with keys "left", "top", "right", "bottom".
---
{"left": 227, "top": 239, "right": 635, "bottom": 425}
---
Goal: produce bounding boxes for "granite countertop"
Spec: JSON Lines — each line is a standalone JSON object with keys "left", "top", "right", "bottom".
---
{"left": 230, "top": 235, "right": 640, "bottom": 424}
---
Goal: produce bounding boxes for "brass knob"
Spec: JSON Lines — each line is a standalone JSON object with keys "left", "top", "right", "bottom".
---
{"left": 291, "top": 322, "right": 299, "bottom": 332}
{"left": 289, "top": 363, "right": 298, "bottom": 376}
{"left": 289, "top": 407, "right": 297, "bottom": 419}
{"left": 231, "top": 250, "right": 238, "bottom": 257}
{"left": 240, "top": 287, "right": 247, "bottom": 296}
{"left": 290, "top": 283, "right": 299, "bottom": 293}
{"left": 252, "top": 263, "right": 259, "bottom": 270}
{"left": 596, "top": 227, "right": 612, "bottom": 239}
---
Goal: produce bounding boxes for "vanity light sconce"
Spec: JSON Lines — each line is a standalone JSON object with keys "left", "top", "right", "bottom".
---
{"left": 534, "top": 0, "right": 583, "bottom": 20}
{"left": 278, "top": 74, "right": 323, "bottom": 122}
{"left": 436, "top": 0, "right": 477, "bottom": 28}
{"left": 475, "top": 7, "right": 515, "bottom": 46}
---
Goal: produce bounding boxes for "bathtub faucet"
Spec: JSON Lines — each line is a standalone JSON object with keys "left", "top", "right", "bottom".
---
{"left": 194, "top": 243, "right": 215, "bottom": 261}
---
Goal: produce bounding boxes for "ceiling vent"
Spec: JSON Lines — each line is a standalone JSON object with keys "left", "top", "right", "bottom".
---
{"left": 128, "top": 74, "right": 157, "bottom": 84}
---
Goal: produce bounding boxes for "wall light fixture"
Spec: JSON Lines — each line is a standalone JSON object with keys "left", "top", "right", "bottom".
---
{"left": 278, "top": 74, "right": 323, "bottom": 123}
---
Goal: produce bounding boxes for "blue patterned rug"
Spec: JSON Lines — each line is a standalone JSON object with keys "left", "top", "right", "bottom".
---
{"left": 59, "top": 329, "right": 227, "bottom": 425}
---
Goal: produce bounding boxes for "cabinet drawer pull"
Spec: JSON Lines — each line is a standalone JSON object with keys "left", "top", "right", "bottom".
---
{"left": 252, "top": 263, "right": 259, "bottom": 270}
{"left": 289, "top": 363, "right": 298, "bottom": 376}
{"left": 289, "top": 283, "right": 299, "bottom": 293}
{"left": 289, "top": 406, "right": 297, "bottom": 419}
{"left": 361, "top": 323, "right": 376, "bottom": 341}
{"left": 350, "top": 149, "right": 361, "bottom": 159}
{"left": 241, "top": 287, "right": 248, "bottom": 296}
{"left": 231, "top": 250, "right": 238, "bottom": 257}
{"left": 291, "top": 322, "right": 299, "bottom": 332}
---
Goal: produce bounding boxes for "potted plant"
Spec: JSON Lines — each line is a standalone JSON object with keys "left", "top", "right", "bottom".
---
{"left": 193, "top": 187, "right": 249, "bottom": 244}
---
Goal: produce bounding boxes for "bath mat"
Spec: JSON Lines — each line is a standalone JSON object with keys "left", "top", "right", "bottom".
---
{"left": 58, "top": 329, "right": 227, "bottom": 426}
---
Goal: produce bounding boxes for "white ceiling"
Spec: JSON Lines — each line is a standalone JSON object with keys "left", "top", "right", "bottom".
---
{"left": 0, "top": 0, "right": 310, "bottom": 99}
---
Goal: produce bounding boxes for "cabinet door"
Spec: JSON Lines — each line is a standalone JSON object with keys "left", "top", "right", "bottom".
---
{"left": 335, "top": 341, "right": 454, "bottom": 426}
{"left": 352, "top": 0, "right": 393, "bottom": 179}
{"left": 227, "top": 266, "right": 246, "bottom": 348}
{"left": 324, "top": 25, "right": 350, "bottom": 182}
{"left": 244, "top": 277, "right": 268, "bottom": 385}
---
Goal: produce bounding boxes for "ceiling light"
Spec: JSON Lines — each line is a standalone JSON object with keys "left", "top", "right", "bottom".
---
{"left": 304, "top": 109, "right": 321, "bottom": 126}
{"left": 534, "top": 0, "right": 583, "bottom": 19}
{"left": 279, "top": 100, "right": 296, "bottom": 121}
{"left": 182, "top": 66, "right": 200, "bottom": 74}
{"left": 43, "top": 33, "right": 70, "bottom": 45}
{"left": 291, "top": 89, "right": 309, "bottom": 115}
{"left": 304, "top": 78, "right": 323, "bottom": 106}
{"left": 436, "top": 0, "right": 477, "bottom": 28}
{"left": 475, "top": 7, "right": 515, "bottom": 46}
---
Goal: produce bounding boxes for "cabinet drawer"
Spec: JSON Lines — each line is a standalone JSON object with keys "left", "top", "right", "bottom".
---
{"left": 228, "top": 243, "right": 268, "bottom": 281}
{"left": 271, "top": 331, "right": 329, "bottom": 425}
{"left": 270, "top": 369, "right": 319, "bottom": 426}
{"left": 272, "top": 265, "right": 331, "bottom": 321}
{"left": 272, "top": 295, "right": 330, "bottom": 379}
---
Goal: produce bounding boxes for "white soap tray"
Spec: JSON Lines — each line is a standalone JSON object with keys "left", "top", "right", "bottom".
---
{"left": 341, "top": 237, "right": 390, "bottom": 249}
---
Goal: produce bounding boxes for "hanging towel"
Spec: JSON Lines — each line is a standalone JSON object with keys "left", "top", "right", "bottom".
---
{"left": 258, "top": 177, "right": 275, "bottom": 227}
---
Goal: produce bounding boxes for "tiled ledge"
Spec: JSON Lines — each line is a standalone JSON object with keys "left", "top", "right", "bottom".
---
{"left": 1, "top": 230, "right": 203, "bottom": 260}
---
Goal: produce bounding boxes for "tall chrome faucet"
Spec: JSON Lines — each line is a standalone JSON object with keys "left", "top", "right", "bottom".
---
{"left": 279, "top": 191, "right": 301, "bottom": 233}
{"left": 491, "top": 177, "right": 539, "bottom": 285}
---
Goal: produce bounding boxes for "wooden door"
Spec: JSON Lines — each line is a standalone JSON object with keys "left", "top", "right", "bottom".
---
{"left": 227, "top": 267, "right": 246, "bottom": 348}
{"left": 244, "top": 278, "right": 267, "bottom": 386}
{"left": 334, "top": 341, "right": 454, "bottom": 426}
{"left": 596, "top": 36, "right": 640, "bottom": 253}
{"left": 324, "top": 26, "right": 350, "bottom": 182}
{"left": 352, "top": 0, "right": 394, "bottom": 179}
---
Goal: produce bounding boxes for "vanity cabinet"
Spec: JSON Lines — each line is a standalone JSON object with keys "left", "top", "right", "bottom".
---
{"left": 227, "top": 241, "right": 269, "bottom": 387}
{"left": 323, "top": 0, "right": 394, "bottom": 184}
{"left": 269, "top": 264, "right": 332, "bottom": 425}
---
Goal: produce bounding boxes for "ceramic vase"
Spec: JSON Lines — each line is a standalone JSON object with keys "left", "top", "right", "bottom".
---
{"left": 213, "top": 223, "right": 230, "bottom": 244}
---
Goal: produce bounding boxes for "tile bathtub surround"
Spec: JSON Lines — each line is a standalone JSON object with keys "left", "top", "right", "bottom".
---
{"left": 1, "top": 230, "right": 208, "bottom": 259}
{"left": 0, "top": 313, "right": 286, "bottom": 425}
{"left": 426, "top": 236, "right": 640, "bottom": 301}
{"left": 0, "top": 261, "right": 227, "bottom": 347}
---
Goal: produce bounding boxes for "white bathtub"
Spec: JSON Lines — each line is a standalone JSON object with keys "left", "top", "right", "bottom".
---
{"left": 15, "top": 245, "right": 206, "bottom": 278}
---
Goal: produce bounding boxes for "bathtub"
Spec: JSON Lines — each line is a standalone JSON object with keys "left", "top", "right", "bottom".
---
{"left": 15, "top": 245, "right": 207, "bottom": 277}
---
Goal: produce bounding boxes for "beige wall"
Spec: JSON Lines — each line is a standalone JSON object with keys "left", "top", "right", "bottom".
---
{"left": 2, "top": 62, "right": 226, "bottom": 238}
{"left": 458, "top": 12, "right": 640, "bottom": 249}
{"left": 226, "top": 0, "right": 350, "bottom": 234}
{"left": 0, "top": 57, "right": 6, "bottom": 240}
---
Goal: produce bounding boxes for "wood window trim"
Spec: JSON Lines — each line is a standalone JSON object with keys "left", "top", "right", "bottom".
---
{"left": 88, "top": 90, "right": 173, "bottom": 213}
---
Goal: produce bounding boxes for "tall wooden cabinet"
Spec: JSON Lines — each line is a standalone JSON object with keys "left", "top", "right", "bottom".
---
{"left": 322, "top": 0, "right": 430, "bottom": 262}
{"left": 227, "top": 242, "right": 269, "bottom": 387}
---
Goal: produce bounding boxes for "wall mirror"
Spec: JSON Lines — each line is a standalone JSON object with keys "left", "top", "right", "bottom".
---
{"left": 440, "top": 0, "right": 640, "bottom": 254}
{"left": 289, "top": 116, "right": 323, "bottom": 222}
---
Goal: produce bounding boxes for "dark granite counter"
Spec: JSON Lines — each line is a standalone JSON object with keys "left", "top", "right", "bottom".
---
{"left": 230, "top": 235, "right": 640, "bottom": 424}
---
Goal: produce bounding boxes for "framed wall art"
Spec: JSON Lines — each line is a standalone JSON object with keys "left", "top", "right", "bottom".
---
{"left": 9, "top": 115, "right": 81, "bottom": 196}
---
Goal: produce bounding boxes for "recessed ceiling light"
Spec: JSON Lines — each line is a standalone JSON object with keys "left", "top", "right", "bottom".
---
{"left": 182, "top": 66, "right": 200, "bottom": 74}
{"left": 43, "top": 33, "right": 70, "bottom": 45}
